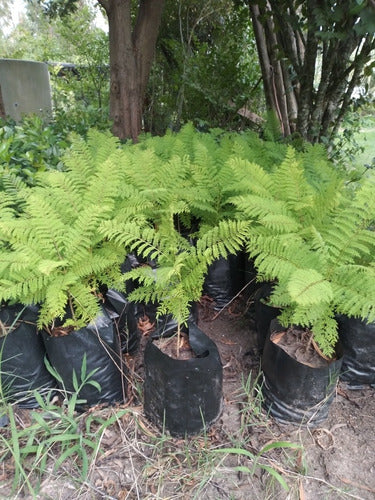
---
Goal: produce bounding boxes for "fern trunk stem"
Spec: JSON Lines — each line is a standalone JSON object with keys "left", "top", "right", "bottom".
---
{"left": 177, "top": 323, "right": 181, "bottom": 358}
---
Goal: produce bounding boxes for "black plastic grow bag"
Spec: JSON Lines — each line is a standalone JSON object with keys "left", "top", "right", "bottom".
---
{"left": 254, "top": 283, "right": 279, "bottom": 354}
{"left": 0, "top": 303, "right": 56, "bottom": 408}
{"left": 337, "top": 315, "right": 375, "bottom": 388}
{"left": 203, "top": 254, "right": 244, "bottom": 309}
{"left": 105, "top": 289, "right": 139, "bottom": 354}
{"left": 261, "top": 319, "right": 343, "bottom": 425}
{"left": 42, "top": 307, "right": 126, "bottom": 410}
{"left": 143, "top": 321, "right": 223, "bottom": 437}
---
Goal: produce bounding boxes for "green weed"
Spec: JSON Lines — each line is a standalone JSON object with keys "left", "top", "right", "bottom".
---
{"left": 213, "top": 441, "right": 301, "bottom": 492}
{"left": 0, "top": 357, "right": 128, "bottom": 498}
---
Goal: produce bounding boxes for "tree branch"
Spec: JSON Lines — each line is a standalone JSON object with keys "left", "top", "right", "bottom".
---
{"left": 97, "top": 0, "right": 109, "bottom": 15}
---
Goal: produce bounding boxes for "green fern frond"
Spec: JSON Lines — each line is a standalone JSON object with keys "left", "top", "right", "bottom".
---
{"left": 85, "top": 129, "right": 120, "bottom": 168}
{"left": 126, "top": 266, "right": 160, "bottom": 306}
{"left": 0, "top": 172, "right": 28, "bottom": 196}
{"left": 332, "top": 265, "right": 375, "bottom": 321}
{"left": 69, "top": 250, "right": 122, "bottom": 281}
{"left": 277, "top": 301, "right": 338, "bottom": 357}
{"left": 0, "top": 273, "right": 50, "bottom": 305}
{"left": 38, "top": 280, "right": 71, "bottom": 326}
{"left": 249, "top": 235, "right": 321, "bottom": 282}
{"left": 38, "top": 259, "right": 68, "bottom": 275}
{"left": 68, "top": 281, "right": 104, "bottom": 326}
{"left": 320, "top": 182, "right": 375, "bottom": 265}
{"left": 61, "top": 136, "right": 97, "bottom": 192}
{"left": 262, "top": 110, "right": 282, "bottom": 142}
{"left": 0, "top": 131, "right": 131, "bottom": 328}
{"left": 196, "top": 219, "right": 251, "bottom": 263}
{"left": 126, "top": 251, "right": 204, "bottom": 326}
{"left": 63, "top": 205, "right": 114, "bottom": 261}
{"left": 271, "top": 148, "right": 316, "bottom": 217}
{"left": 100, "top": 221, "right": 164, "bottom": 262}
{"left": 0, "top": 174, "right": 29, "bottom": 214}
{"left": 309, "top": 316, "right": 338, "bottom": 358}
{"left": 287, "top": 269, "right": 333, "bottom": 306}
{"left": 227, "top": 158, "right": 273, "bottom": 197}
{"left": 0, "top": 194, "right": 16, "bottom": 221}
{"left": 34, "top": 171, "right": 84, "bottom": 221}
{"left": 230, "top": 194, "right": 289, "bottom": 221}
{"left": 259, "top": 213, "right": 301, "bottom": 233}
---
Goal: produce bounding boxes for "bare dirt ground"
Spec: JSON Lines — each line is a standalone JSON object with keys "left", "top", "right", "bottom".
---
{"left": 198, "top": 307, "right": 375, "bottom": 500}
{"left": 1, "top": 299, "right": 375, "bottom": 500}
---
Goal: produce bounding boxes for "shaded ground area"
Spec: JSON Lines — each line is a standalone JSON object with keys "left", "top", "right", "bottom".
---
{"left": 1, "top": 300, "right": 375, "bottom": 499}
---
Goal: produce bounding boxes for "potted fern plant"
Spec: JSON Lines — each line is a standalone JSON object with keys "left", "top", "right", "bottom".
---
{"left": 101, "top": 214, "right": 249, "bottom": 436}
{"left": 229, "top": 147, "right": 375, "bottom": 424}
{"left": 0, "top": 131, "right": 128, "bottom": 409}
{"left": 0, "top": 181, "right": 56, "bottom": 407}
{"left": 134, "top": 124, "right": 267, "bottom": 309}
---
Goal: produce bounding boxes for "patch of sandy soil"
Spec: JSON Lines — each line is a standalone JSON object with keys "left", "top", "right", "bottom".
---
{"left": 1, "top": 299, "right": 374, "bottom": 500}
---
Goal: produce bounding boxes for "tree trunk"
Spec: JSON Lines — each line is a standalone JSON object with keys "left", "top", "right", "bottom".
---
{"left": 249, "top": 4, "right": 278, "bottom": 120}
{"left": 248, "top": 1, "right": 375, "bottom": 145}
{"left": 99, "top": 0, "right": 165, "bottom": 141}
{"left": 250, "top": 2, "right": 296, "bottom": 137}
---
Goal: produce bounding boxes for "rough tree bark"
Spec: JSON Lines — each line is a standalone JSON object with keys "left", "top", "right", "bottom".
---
{"left": 98, "top": 0, "right": 165, "bottom": 141}
{"left": 248, "top": 0, "right": 375, "bottom": 143}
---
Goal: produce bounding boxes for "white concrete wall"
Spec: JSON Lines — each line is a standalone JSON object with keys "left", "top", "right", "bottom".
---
{"left": 0, "top": 59, "right": 52, "bottom": 121}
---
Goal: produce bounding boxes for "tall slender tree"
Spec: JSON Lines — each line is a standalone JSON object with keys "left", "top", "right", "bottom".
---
{"left": 37, "top": 0, "right": 165, "bottom": 141}
{"left": 248, "top": 0, "right": 375, "bottom": 143}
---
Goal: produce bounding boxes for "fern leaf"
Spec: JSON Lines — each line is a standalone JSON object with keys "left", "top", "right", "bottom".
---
{"left": 38, "top": 259, "right": 68, "bottom": 275}
{"left": 196, "top": 220, "right": 251, "bottom": 263}
{"left": 288, "top": 269, "right": 333, "bottom": 306}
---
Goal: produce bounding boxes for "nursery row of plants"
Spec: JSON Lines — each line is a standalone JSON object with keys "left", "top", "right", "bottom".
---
{"left": 0, "top": 122, "right": 374, "bottom": 436}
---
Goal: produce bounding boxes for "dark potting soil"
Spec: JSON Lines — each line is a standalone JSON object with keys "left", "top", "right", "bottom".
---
{"left": 271, "top": 327, "right": 333, "bottom": 368}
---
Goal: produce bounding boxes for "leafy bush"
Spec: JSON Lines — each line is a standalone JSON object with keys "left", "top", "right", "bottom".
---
{"left": 50, "top": 64, "right": 112, "bottom": 138}
{"left": 0, "top": 115, "right": 68, "bottom": 187}
{"left": 0, "top": 105, "right": 112, "bottom": 191}
{"left": 52, "top": 102, "right": 112, "bottom": 138}
{"left": 146, "top": 0, "right": 263, "bottom": 134}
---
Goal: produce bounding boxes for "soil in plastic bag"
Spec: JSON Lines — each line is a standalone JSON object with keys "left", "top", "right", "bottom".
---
{"left": 153, "top": 331, "right": 195, "bottom": 361}
{"left": 337, "top": 315, "right": 375, "bottom": 388}
{"left": 261, "top": 319, "right": 343, "bottom": 425}
{"left": 149, "top": 302, "right": 198, "bottom": 340}
{"left": 273, "top": 327, "right": 333, "bottom": 368}
{"left": 0, "top": 303, "right": 56, "bottom": 408}
{"left": 42, "top": 306, "right": 126, "bottom": 411}
{"left": 143, "top": 321, "right": 223, "bottom": 437}
{"left": 203, "top": 254, "right": 245, "bottom": 310}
